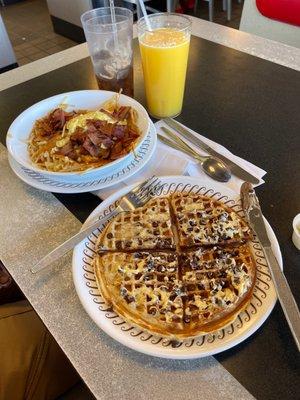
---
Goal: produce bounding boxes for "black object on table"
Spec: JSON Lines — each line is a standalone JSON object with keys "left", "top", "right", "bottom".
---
{"left": 0, "top": 37, "right": 299, "bottom": 400}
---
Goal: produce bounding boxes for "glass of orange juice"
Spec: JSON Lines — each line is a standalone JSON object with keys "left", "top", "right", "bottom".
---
{"left": 137, "top": 13, "right": 191, "bottom": 119}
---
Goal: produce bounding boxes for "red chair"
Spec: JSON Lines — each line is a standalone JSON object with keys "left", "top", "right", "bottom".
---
{"left": 240, "top": 0, "right": 300, "bottom": 48}
{"left": 256, "top": 0, "right": 300, "bottom": 27}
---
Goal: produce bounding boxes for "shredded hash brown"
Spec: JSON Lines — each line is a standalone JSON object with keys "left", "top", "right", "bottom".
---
{"left": 28, "top": 95, "right": 141, "bottom": 172}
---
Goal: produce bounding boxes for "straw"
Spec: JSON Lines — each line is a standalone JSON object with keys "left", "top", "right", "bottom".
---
{"left": 137, "top": 0, "right": 152, "bottom": 31}
{"left": 109, "top": 0, "right": 119, "bottom": 50}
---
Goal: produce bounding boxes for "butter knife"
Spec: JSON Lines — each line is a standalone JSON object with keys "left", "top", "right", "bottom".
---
{"left": 241, "top": 182, "right": 300, "bottom": 351}
{"left": 164, "top": 118, "right": 260, "bottom": 184}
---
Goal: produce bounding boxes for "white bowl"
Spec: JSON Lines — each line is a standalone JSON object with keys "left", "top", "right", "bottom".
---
{"left": 6, "top": 90, "right": 150, "bottom": 178}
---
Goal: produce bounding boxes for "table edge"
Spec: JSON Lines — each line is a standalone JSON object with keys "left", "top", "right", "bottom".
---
{"left": 0, "top": 16, "right": 299, "bottom": 93}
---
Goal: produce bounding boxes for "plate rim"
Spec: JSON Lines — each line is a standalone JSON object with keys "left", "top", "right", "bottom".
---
{"left": 6, "top": 89, "right": 150, "bottom": 177}
{"left": 72, "top": 176, "right": 282, "bottom": 359}
{"left": 8, "top": 121, "right": 157, "bottom": 194}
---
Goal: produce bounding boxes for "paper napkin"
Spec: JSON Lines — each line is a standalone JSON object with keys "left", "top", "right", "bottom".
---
{"left": 93, "top": 120, "right": 266, "bottom": 200}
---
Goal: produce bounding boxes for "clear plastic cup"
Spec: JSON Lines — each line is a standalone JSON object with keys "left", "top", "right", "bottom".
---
{"left": 137, "top": 13, "right": 191, "bottom": 118}
{"left": 81, "top": 7, "right": 133, "bottom": 97}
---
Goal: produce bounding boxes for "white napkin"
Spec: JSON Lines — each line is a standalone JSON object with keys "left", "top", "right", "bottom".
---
{"left": 93, "top": 120, "right": 266, "bottom": 199}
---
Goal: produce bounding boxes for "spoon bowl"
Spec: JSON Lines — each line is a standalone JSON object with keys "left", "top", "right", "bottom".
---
{"left": 201, "top": 157, "right": 231, "bottom": 182}
{"left": 158, "top": 130, "right": 231, "bottom": 182}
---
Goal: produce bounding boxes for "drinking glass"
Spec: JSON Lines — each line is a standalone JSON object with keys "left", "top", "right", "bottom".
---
{"left": 81, "top": 7, "right": 133, "bottom": 97}
{"left": 137, "top": 13, "right": 191, "bottom": 118}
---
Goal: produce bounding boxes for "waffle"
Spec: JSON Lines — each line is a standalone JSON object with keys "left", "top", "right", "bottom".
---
{"left": 171, "top": 193, "right": 252, "bottom": 247}
{"left": 98, "top": 197, "right": 175, "bottom": 251}
{"left": 93, "top": 192, "right": 256, "bottom": 339}
{"left": 179, "top": 244, "right": 256, "bottom": 336}
{"left": 94, "top": 252, "right": 185, "bottom": 335}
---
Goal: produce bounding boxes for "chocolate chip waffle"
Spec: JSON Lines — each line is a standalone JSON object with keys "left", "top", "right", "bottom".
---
{"left": 98, "top": 197, "right": 175, "bottom": 251}
{"left": 94, "top": 252, "right": 184, "bottom": 335}
{"left": 179, "top": 244, "right": 256, "bottom": 336}
{"left": 171, "top": 193, "right": 252, "bottom": 247}
{"left": 94, "top": 192, "right": 256, "bottom": 339}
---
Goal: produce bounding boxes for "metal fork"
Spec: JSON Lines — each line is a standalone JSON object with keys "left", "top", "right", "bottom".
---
{"left": 31, "top": 176, "right": 162, "bottom": 274}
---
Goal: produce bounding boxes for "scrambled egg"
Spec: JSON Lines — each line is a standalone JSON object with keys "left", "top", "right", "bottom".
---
{"left": 65, "top": 111, "right": 117, "bottom": 134}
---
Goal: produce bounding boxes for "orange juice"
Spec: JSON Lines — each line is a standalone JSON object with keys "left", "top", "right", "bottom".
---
{"left": 139, "top": 28, "right": 190, "bottom": 118}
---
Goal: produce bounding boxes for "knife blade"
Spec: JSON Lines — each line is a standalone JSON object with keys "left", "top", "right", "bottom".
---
{"left": 164, "top": 117, "right": 260, "bottom": 184}
{"left": 241, "top": 182, "right": 300, "bottom": 351}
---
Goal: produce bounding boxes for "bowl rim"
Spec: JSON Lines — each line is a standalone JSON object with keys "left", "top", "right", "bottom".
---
{"left": 6, "top": 89, "right": 150, "bottom": 177}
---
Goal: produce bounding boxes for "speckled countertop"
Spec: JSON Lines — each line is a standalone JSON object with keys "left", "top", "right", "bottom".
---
{"left": 0, "top": 144, "right": 255, "bottom": 399}
{"left": 0, "top": 16, "right": 299, "bottom": 92}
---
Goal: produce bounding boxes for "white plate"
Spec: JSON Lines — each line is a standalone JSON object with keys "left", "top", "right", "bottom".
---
{"left": 73, "top": 176, "right": 282, "bottom": 359}
{"left": 8, "top": 121, "right": 157, "bottom": 194}
{"left": 6, "top": 90, "right": 150, "bottom": 178}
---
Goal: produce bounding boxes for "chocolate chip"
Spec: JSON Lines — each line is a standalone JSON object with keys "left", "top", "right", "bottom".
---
{"left": 134, "top": 252, "right": 143, "bottom": 259}
{"left": 116, "top": 241, "right": 122, "bottom": 250}
{"left": 149, "top": 307, "right": 157, "bottom": 315}
{"left": 152, "top": 221, "right": 158, "bottom": 227}
{"left": 183, "top": 316, "right": 191, "bottom": 323}
{"left": 107, "top": 232, "right": 113, "bottom": 239}
{"left": 191, "top": 261, "right": 198, "bottom": 270}
{"left": 125, "top": 295, "right": 135, "bottom": 303}
{"left": 174, "top": 287, "right": 183, "bottom": 296}
{"left": 146, "top": 260, "right": 154, "bottom": 271}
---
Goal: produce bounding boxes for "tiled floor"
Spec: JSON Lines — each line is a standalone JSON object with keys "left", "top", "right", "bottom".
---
{"left": 1, "top": 0, "right": 77, "bottom": 66}
{"left": 1, "top": 0, "right": 243, "bottom": 67}
{"left": 194, "top": 0, "right": 243, "bottom": 30}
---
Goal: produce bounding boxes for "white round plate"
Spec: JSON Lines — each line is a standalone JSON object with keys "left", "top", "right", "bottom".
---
{"left": 6, "top": 90, "right": 150, "bottom": 178}
{"left": 73, "top": 176, "right": 282, "bottom": 359}
{"left": 8, "top": 121, "right": 157, "bottom": 194}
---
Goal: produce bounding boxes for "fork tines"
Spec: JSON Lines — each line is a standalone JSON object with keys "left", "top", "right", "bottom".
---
{"left": 132, "top": 176, "right": 163, "bottom": 204}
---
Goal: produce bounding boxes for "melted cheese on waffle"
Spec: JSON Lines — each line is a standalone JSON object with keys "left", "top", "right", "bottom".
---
{"left": 171, "top": 193, "right": 251, "bottom": 246}
{"left": 181, "top": 245, "right": 255, "bottom": 326}
{"left": 98, "top": 197, "right": 175, "bottom": 251}
{"left": 96, "top": 252, "right": 184, "bottom": 330}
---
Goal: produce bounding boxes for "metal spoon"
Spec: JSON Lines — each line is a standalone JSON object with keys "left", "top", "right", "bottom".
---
{"left": 159, "top": 130, "right": 231, "bottom": 182}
